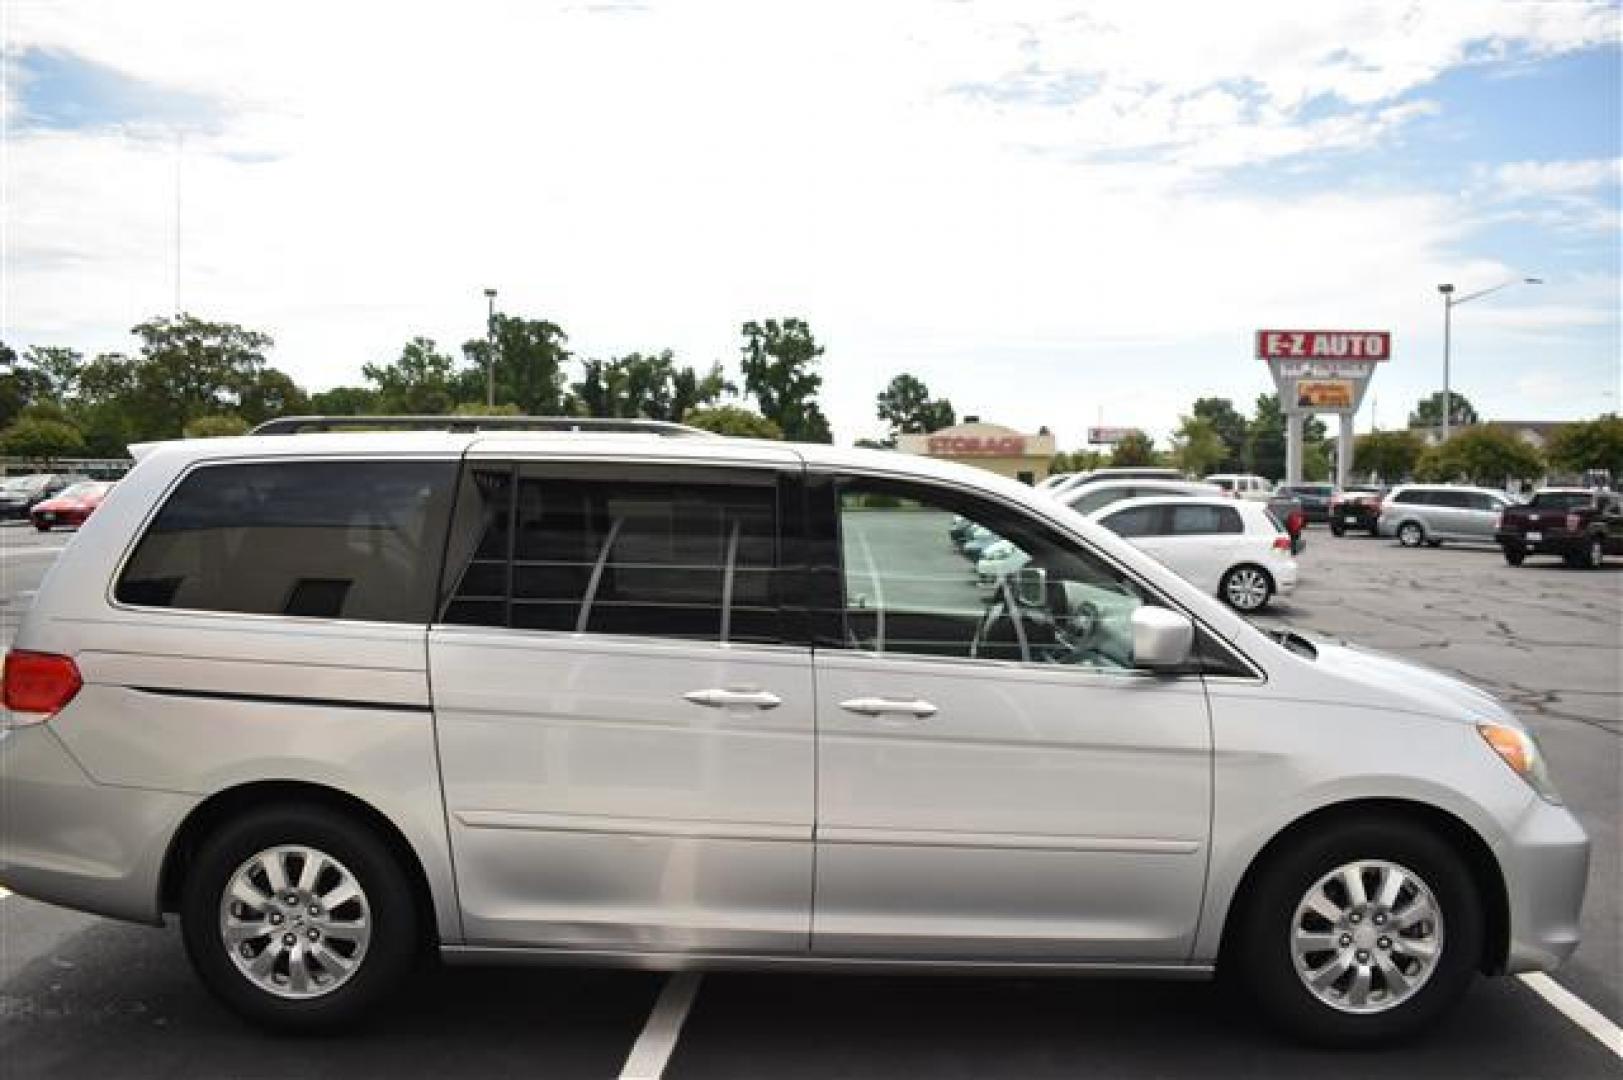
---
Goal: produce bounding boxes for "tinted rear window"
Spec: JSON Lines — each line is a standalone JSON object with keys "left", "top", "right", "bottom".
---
{"left": 116, "top": 460, "right": 456, "bottom": 622}
{"left": 1168, "top": 504, "right": 1243, "bottom": 535}
{"left": 1528, "top": 492, "right": 1594, "bottom": 510}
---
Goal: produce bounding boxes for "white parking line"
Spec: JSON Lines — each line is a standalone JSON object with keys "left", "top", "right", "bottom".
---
{"left": 1520, "top": 974, "right": 1623, "bottom": 1058}
{"left": 619, "top": 973, "right": 703, "bottom": 1080}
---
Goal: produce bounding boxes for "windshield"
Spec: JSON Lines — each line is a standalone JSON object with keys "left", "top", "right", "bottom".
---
{"left": 1528, "top": 492, "right": 1594, "bottom": 510}
{"left": 57, "top": 482, "right": 106, "bottom": 500}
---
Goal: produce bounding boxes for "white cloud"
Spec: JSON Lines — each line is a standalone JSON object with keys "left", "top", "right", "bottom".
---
{"left": 1, "top": 1, "right": 1618, "bottom": 447}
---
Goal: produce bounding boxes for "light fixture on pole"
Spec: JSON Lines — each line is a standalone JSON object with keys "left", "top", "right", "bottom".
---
{"left": 483, "top": 288, "right": 498, "bottom": 409}
{"left": 1436, "top": 277, "right": 1542, "bottom": 442}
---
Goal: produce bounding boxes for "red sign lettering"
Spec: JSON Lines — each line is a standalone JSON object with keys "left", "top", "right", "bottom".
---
{"left": 1256, "top": 330, "right": 1390, "bottom": 361}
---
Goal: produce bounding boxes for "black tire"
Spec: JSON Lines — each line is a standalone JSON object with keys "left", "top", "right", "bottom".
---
{"left": 180, "top": 803, "right": 421, "bottom": 1032}
{"left": 1502, "top": 546, "right": 1525, "bottom": 567}
{"left": 1220, "top": 564, "right": 1274, "bottom": 612}
{"left": 1367, "top": 524, "right": 1380, "bottom": 537}
{"left": 1425, "top": 539, "right": 1443, "bottom": 548}
{"left": 1232, "top": 818, "right": 1483, "bottom": 1047}
{"left": 32, "top": 522, "right": 50, "bottom": 532}
{"left": 1396, "top": 521, "right": 1425, "bottom": 547}
{"left": 1330, "top": 524, "right": 1345, "bottom": 537}
{"left": 1580, "top": 536, "right": 1605, "bottom": 569}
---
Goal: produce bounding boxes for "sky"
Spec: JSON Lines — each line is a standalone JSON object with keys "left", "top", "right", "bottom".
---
{"left": 2, "top": 0, "right": 1619, "bottom": 448}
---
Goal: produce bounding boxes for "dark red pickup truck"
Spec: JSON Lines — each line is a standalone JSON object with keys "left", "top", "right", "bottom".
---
{"left": 1495, "top": 488, "right": 1623, "bottom": 568}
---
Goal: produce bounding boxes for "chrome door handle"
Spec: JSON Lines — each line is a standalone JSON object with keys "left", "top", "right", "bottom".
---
{"left": 839, "top": 696, "right": 938, "bottom": 719}
{"left": 683, "top": 688, "right": 783, "bottom": 710}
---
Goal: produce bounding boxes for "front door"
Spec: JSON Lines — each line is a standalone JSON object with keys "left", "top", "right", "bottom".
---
{"left": 430, "top": 457, "right": 815, "bottom": 953}
{"left": 810, "top": 475, "right": 1213, "bottom": 962}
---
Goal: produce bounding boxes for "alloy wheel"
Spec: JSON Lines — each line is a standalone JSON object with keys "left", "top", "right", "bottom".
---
{"left": 220, "top": 844, "right": 371, "bottom": 1000}
{"left": 1225, "top": 567, "right": 1270, "bottom": 611}
{"left": 1290, "top": 859, "right": 1444, "bottom": 1015}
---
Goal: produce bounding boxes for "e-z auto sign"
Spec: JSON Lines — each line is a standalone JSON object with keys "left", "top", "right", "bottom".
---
{"left": 1256, "top": 330, "right": 1390, "bottom": 361}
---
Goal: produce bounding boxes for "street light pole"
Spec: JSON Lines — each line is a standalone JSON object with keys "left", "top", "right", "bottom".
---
{"left": 1435, "top": 276, "right": 1541, "bottom": 443}
{"left": 1439, "top": 284, "right": 1454, "bottom": 443}
{"left": 483, "top": 288, "right": 498, "bottom": 409}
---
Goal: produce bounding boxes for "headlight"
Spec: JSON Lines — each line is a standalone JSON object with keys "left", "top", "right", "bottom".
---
{"left": 1478, "top": 723, "right": 1561, "bottom": 803}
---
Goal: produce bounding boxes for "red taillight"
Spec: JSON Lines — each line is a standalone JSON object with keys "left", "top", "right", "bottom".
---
{"left": 2, "top": 651, "right": 83, "bottom": 715}
{"left": 1272, "top": 535, "right": 1292, "bottom": 551}
{"left": 1566, "top": 512, "right": 1581, "bottom": 531}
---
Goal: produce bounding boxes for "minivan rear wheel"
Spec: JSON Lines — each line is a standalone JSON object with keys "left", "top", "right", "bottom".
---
{"left": 180, "top": 804, "right": 420, "bottom": 1031}
{"left": 1232, "top": 819, "right": 1482, "bottom": 1046}
{"left": 1397, "top": 522, "right": 1425, "bottom": 547}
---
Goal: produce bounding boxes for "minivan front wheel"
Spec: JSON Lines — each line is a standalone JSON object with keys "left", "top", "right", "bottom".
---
{"left": 1397, "top": 522, "right": 1425, "bottom": 547}
{"left": 1233, "top": 819, "right": 1482, "bottom": 1046}
{"left": 181, "top": 804, "right": 420, "bottom": 1031}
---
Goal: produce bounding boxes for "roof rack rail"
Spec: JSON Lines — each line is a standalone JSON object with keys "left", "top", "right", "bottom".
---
{"left": 250, "top": 415, "right": 712, "bottom": 437}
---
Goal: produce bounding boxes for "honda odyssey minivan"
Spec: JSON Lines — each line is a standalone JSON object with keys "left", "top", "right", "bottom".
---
{"left": 0, "top": 420, "right": 1588, "bottom": 1046}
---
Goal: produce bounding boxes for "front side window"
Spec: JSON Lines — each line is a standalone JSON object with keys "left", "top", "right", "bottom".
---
{"left": 441, "top": 463, "right": 784, "bottom": 645}
{"left": 836, "top": 478, "right": 1150, "bottom": 670}
{"left": 116, "top": 460, "right": 456, "bottom": 622}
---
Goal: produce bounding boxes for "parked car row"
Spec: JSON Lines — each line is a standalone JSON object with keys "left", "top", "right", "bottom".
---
{"left": 1320, "top": 479, "right": 1619, "bottom": 570}
{"left": 0, "top": 473, "right": 87, "bottom": 520}
{"left": 1018, "top": 471, "right": 1299, "bottom": 612}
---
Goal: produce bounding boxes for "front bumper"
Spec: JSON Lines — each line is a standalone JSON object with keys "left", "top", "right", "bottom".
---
{"left": 1500, "top": 795, "right": 1590, "bottom": 974}
{"left": 0, "top": 724, "right": 197, "bottom": 925}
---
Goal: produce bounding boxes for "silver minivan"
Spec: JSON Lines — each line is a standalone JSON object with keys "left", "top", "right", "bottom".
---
{"left": 0, "top": 424, "right": 1588, "bottom": 1045}
{"left": 1378, "top": 484, "right": 1516, "bottom": 547}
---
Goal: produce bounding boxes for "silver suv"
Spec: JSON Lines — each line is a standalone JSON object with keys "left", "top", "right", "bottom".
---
{"left": 0, "top": 422, "right": 1588, "bottom": 1045}
{"left": 1378, "top": 484, "right": 1516, "bottom": 547}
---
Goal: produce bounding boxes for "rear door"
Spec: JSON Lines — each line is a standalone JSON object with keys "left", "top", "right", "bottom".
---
{"left": 430, "top": 454, "right": 816, "bottom": 953}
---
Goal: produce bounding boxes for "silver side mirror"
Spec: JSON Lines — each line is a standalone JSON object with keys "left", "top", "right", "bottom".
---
{"left": 1131, "top": 606, "right": 1194, "bottom": 669}
{"left": 1014, "top": 566, "right": 1047, "bottom": 607}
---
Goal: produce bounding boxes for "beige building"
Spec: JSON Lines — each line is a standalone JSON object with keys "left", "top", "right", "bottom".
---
{"left": 896, "top": 420, "right": 1056, "bottom": 485}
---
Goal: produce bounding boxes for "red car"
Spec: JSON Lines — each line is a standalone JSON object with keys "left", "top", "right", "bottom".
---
{"left": 29, "top": 481, "right": 115, "bottom": 531}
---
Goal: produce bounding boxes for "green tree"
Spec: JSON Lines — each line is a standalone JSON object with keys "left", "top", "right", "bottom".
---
{"left": 1409, "top": 391, "right": 1479, "bottom": 430}
{"left": 183, "top": 414, "right": 250, "bottom": 438}
{"left": 22, "top": 346, "right": 84, "bottom": 401}
{"left": 123, "top": 314, "right": 282, "bottom": 436}
{"left": 1170, "top": 415, "right": 1225, "bottom": 476}
{"left": 876, "top": 373, "right": 955, "bottom": 437}
{"left": 1109, "top": 430, "right": 1158, "bottom": 466}
{"left": 1, "top": 416, "right": 86, "bottom": 460}
{"left": 1545, "top": 415, "right": 1623, "bottom": 480}
{"left": 1352, "top": 429, "right": 1425, "bottom": 481}
{"left": 1191, "top": 397, "right": 1248, "bottom": 472}
{"left": 365, "top": 337, "right": 459, "bottom": 414}
{"left": 740, "top": 318, "right": 832, "bottom": 443}
{"left": 1247, "top": 394, "right": 1327, "bottom": 479}
{"left": 682, "top": 405, "right": 783, "bottom": 439}
{"left": 573, "top": 351, "right": 730, "bottom": 421}
{"left": 1050, "top": 449, "right": 1106, "bottom": 474}
{"left": 459, "top": 315, "right": 572, "bottom": 415}
{"left": 309, "top": 385, "right": 379, "bottom": 415}
{"left": 1416, "top": 427, "right": 1543, "bottom": 485}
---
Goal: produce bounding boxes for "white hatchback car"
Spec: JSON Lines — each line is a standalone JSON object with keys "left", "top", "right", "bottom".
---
{"left": 0, "top": 418, "right": 1588, "bottom": 1046}
{"left": 1092, "top": 496, "right": 1298, "bottom": 612}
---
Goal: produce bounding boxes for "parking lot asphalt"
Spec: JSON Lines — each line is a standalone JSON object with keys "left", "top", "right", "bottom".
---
{"left": 1, "top": 521, "right": 1619, "bottom": 1078}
